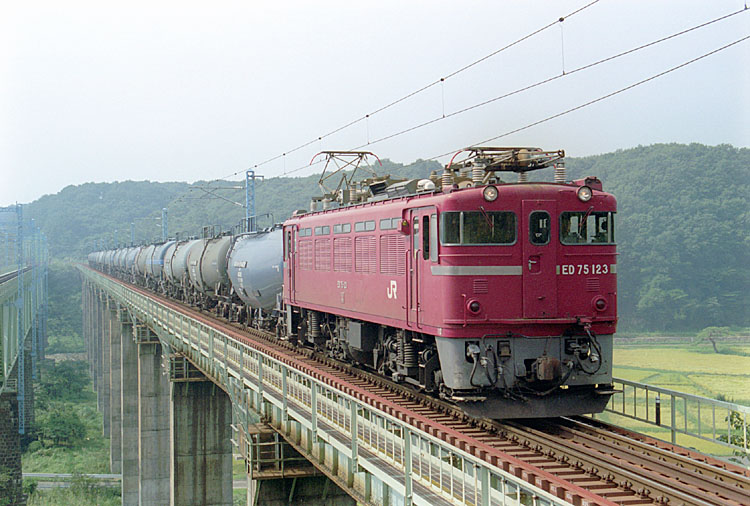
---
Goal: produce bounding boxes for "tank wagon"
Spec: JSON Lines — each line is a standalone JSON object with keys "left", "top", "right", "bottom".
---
{"left": 89, "top": 146, "right": 617, "bottom": 419}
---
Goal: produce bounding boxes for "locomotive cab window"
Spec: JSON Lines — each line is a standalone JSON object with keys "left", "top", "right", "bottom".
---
{"left": 560, "top": 211, "right": 615, "bottom": 244}
{"left": 529, "top": 211, "right": 550, "bottom": 245}
{"left": 440, "top": 211, "right": 516, "bottom": 245}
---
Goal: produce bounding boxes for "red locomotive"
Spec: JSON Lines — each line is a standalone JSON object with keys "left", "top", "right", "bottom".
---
{"left": 283, "top": 149, "right": 616, "bottom": 418}
{"left": 91, "top": 147, "right": 617, "bottom": 419}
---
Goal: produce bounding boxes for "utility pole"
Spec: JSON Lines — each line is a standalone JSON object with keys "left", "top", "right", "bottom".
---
{"left": 246, "top": 170, "right": 264, "bottom": 232}
{"left": 162, "top": 208, "right": 168, "bottom": 241}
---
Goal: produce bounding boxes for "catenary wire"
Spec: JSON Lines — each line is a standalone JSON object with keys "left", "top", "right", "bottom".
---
{"left": 188, "top": 0, "right": 604, "bottom": 186}
{"left": 166, "top": 7, "right": 746, "bottom": 226}
{"left": 274, "top": 10, "right": 747, "bottom": 176}
{"left": 427, "top": 34, "right": 750, "bottom": 162}
{"left": 347, "top": 7, "right": 748, "bottom": 153}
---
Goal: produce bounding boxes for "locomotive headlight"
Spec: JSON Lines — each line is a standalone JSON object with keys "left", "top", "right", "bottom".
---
{"left": 483, "top": 185, "right": 498, "bottom": 202}
{"left": 468, "top": 300, "right": 481, "bottom": 314}
{"left": 577, "top": 186, "right": 593, "bottom": 202}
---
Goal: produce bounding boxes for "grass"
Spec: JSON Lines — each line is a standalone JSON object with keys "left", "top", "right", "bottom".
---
{"left": 26, "top": 475, "right": 121, "bottom": 506}
{"left": 607, "top": 340, "right": 750, "bottom": 458}
{"left": 23, "top": 369, "right": 117, "bottom": 503}
{"left": 614, "top": 346, "right": 750, "bottom": 377}
{"left": 23, "top": 392, "right": 110, "bottom": 475}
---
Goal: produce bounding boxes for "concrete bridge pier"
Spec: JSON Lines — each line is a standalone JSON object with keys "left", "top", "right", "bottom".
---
{"left": 100, "top": 297, "right": 111, "bottom": 438}
{"left": 108, "top": 304, "right": 122, "bottom": 474}
{"left": 171, "top": 372, "right": 233, "bottom": 505}
{"left": 136, "top": 326, "right": 171, "bottom": 505}
{"left": 121, "top": 313, "right": 139, "bottom": 506}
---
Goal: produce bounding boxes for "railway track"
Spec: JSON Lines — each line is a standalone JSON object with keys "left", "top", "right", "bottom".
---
{"left": 503, "top": 417, "right": 750, "bottom": 506}
{"left": 112, "top": 271, "right": 750, "bottom": 506}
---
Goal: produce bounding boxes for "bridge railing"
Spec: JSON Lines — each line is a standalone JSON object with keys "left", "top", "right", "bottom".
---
{"left": 603, "top": 377, "right": 749, "bottom": 456}
{"left": 81, "top": 266, "right": 575, "bottom": 506}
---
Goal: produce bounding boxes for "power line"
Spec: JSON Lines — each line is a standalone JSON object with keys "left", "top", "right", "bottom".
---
{"left": 429, "top": 34, "right": 750, "bottom": 161}
{"left": 276, "top": 9, "right": 747, "bottom": 176}
{"left": 171, "top": 6, "right": 746, "bottom": 210}
{"left": 196, "top": 0, "right": 604, "bottom": 185}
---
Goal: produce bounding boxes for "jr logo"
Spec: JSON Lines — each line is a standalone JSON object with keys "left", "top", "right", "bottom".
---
{"left": 387, "top": 280, "right": 398, "bottom": 299}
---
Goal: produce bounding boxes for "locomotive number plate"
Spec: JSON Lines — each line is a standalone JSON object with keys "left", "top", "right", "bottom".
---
{"left": 558, "top": 264, "right": 611, "bottom": 275}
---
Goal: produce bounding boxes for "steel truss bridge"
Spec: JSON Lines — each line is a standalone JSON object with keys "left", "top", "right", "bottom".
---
{"left": 78, "top": 265, "right": 750, "bottom": 506}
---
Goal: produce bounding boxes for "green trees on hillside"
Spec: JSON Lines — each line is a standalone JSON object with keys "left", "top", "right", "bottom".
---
{"left": 566, "top": 143, "right": 749, "bottom": 330}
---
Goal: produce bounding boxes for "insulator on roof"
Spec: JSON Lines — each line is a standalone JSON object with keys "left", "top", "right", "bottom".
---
{"left": 554, "top": 162, "right": 566, "bottom": 183}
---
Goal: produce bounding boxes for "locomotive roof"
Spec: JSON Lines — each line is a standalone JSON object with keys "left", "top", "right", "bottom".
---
{"left": 286, "top": 180, "right": 613, "bottom": 222}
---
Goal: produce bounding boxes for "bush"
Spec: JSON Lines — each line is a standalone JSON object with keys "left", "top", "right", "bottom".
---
{"left": 37, "top": 361, "right": 89, "bottom": 403}
{"left": 37, "top": 405, "right": 86, "bottom": 446}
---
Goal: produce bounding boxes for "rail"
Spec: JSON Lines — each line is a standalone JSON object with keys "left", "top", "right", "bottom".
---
{"left": 601, "top": 377, "right": 749, "bottom": 456}
{"left": 80, "top": 265, "right": 575, "bottom": 506}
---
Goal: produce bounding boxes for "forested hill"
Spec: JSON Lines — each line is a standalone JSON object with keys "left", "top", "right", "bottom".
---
{"left": 25, "top": 143, "right": 748, "bottom": 332}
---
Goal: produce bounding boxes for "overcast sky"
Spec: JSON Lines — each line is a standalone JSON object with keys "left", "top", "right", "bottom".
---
{"left": 1, "top": 0, "right": 748, "bottom": 206}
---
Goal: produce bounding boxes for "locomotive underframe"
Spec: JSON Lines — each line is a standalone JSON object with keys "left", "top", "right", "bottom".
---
{"left": 285, "top": 303, "right": 614, "bottom": 419}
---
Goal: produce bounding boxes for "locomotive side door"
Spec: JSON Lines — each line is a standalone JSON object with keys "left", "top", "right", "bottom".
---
{"left": 408, "top": 207, "right": 436, "bottom": 329}
{"left": 522, "top": 200, "right": 557, "bottom": 318}
{"left": 284, "top": 226, "right": 296, "bottom": 304}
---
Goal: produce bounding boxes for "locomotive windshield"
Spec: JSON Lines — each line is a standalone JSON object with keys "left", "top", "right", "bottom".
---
{"left": 560, "top": 211, "right": 615, "bottom": 244}
{"left": 441, "top": 211, "right": 516, "bottom": 245}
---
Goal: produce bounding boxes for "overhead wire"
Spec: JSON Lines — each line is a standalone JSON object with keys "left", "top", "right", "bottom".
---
{"left": 428, "top": 34, "right": 750, "bottom": 162}
{"left": 275, "top": 8, "right": 748, "bottom": 175}
{"left": 179, "top": 0, "right": 603, "bottom": 188}
{"left": 166, "top": 5, "right": 747, "bottom": 218}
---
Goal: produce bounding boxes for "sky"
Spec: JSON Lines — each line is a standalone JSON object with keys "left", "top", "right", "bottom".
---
{"left": 1, "top": 0, "right": 748, "bottom": 206}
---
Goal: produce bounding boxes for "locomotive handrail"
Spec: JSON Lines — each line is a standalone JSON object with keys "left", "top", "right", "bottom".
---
{"left": 603, "top": 377, "right": 749, "bottom": 456}
{"left": 80, "top": 265, "right": 580, "bottom": 506}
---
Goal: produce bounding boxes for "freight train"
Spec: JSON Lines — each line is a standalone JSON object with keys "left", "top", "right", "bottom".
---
{"left": 89, "top": 147, "right": 617, "bottom": 418}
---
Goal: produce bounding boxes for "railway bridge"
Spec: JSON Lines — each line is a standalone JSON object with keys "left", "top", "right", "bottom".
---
{"left": 78, "top": 265, "right": 750, "bottom": 506}
{"left": 0, "top": 205, "right": 48, "bottom": 506}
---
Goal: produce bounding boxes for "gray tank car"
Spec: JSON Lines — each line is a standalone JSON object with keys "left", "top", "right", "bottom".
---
{"left": 135, "top": 245, "right": 155, "bottom": 279}
{"left": 227, "top": 228, "right": 283, "bottom": 310}
{"left": 125, "top": 247, "right": 142, "bottom": 280}
{"left": 148, "top": 241, "right": 176, "bottom": 278}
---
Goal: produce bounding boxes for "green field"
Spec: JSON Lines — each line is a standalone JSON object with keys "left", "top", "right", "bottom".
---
{"left": 613, "top": 343, "right": 750, "bottom": 405}
{"left": 598, "top": 340, "right": 750, "bottom": 458}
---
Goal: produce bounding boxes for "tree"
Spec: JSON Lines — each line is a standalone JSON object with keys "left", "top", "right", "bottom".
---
{"left": 38, "top": 405, "right": 86, "bottom": 446}
{"left": 38, "top": 360, "right": 89, "bottom": 403}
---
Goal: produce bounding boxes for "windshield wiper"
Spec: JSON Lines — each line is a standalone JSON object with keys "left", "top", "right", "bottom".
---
{"left": 479, "top": 206, "right": 494, "bottom": 235}
{"left": 578, "top": 206, "right": 594, "bottom": 235}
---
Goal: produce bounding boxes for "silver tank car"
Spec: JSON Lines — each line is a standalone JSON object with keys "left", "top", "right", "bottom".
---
{"left": 125, "top": 247, "right": 142, "bottom": 276}
{"left": 186, "top": 236, "right": 232, "bottom": 295}
{"left": 116, "top": 249, "right": 128, "bottom": 270}
{"left": 105, "top": 250, "right": 115, "bottom": 270}
{"left": 168, "top": 239, "right": 198, "bottom": 284}
{"left": 199, "top": 235, "right": 232, "bottom": 294}
{"left": 148, "top": 240, "right": 176, "bottom": 278}
{"left": 136, "top": 245, "right": 154, "bottom": 277}
{"left": 162, "top": 241, "right": 180, "bottom": 281}
{"left": 227, "top": 228, "right": 283, "bottom": 309}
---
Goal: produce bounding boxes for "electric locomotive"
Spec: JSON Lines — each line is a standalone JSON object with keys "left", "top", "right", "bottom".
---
{"left": 282, "top": 148, "right": 617, "bottom": 418}
{"left": 88, "top": 146, "right": 617, "bottom": 419}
